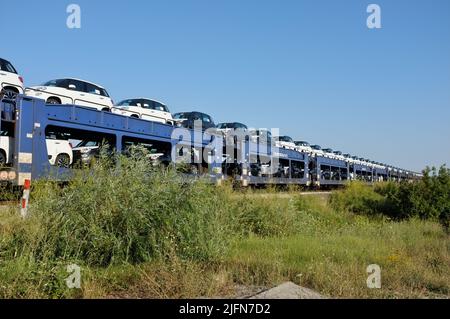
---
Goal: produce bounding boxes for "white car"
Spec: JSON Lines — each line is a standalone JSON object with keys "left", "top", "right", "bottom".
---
{"left": 294, "top": 141, "right": 313, "bottom": 153}
{"left": 0, "top": 130, "right": 14, "bottom": 165}
{"left": 46, "top": 131, "right": 73, "bottom": 167}
{"left": 0, "top": 58, "right": 24, "bottom": 102}
{"left": 310, "top": 145, "right": 325, "bottom": 157}
{"left": 275, "top": 136, "right": 296, "bottom": 150}
{"left": 0, "top": 131, "right": 73, "bottom": 167}
{"left": 322, "top": 148, "right": 336, "bottom": 158}
{"left": 112, "top": 98, "right": 173, "bottom": 124}
{"left": 25, "top": 78, "right": 113, "bottom": 111}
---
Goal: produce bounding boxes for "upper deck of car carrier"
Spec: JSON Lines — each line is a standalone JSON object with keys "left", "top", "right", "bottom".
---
{"left": 0, "top": 96, "right": 421, "bottom": 187}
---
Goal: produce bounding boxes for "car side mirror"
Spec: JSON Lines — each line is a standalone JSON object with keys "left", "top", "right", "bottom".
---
{"left": 68, "top": 84, "right": 77, "bottom": 90}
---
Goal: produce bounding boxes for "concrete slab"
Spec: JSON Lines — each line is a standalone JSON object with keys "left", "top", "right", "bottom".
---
{"left": 249, "top": 282, "right": 324, "bottom": 299}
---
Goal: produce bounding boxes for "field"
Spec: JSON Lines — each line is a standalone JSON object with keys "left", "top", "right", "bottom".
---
{"left": 0, "top": 155, "right": 449, "bottom": 299}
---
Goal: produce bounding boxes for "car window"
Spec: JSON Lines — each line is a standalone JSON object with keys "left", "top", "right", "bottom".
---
{"left": 42, "top": 79, "right": 67, "bottom": 88}
{"left": 280, "top": 136, "right": 293, "bottom": 143}
{"left": 192, "top": 113, "right": 202, "bottom": 121}
{"left": 85, "top": 83, "right": 103, "bottom": 96}
{"left": 99, "top": 88, "right": 110, "bottom": 97}
{"left": 140, "top": 100, "right": 152, "bottom": 109}
{"left": 202, "top": 114, "right": 212, "bottom": 123}
{"left": 118, "top": 99, "right": 140, "bottom": 107}
{"left": 76, "top": 140, "right": 100, "bottom": 147}
{"left": 0, "top": 59, "right": 17, "bottom": 74}
{"left": 46, "top": 131, "right": 70, "bottom": 140}
{"left": 173, "top": 113, "right": 188, "bottom": 119}
{"left": 66, "top": 79, "right": 85, "bottom": 92}
{"left": 152, "top": 102, "right": 169, "bottom": 112}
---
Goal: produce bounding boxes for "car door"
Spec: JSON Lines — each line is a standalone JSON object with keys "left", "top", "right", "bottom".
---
{"left": 67, "top": 79, "right": 91, "bottom": 107}
{"left": 84, "top": 82, "right": 109, "bottom": 110}
{"left": 151, "top": 101, "right": 171, "bottom": 123}
{"left": 140, "top": 100, "right": 165, "bottom": 123}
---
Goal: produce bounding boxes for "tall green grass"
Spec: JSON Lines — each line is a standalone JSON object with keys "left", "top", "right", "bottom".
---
{"left": 1, "top": 151, "right": 234, "bottom": 268}
{"left": 0, "top": 156, "right": 449, "bottom": 299}
{"left": 228, "top": 196, "right": 450, "bottom": 298}
{"left": 330, "top": 168, "right": 450, "bottom": 230}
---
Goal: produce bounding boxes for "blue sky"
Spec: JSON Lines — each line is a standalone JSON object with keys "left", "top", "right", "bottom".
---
{"left": 2, "top": 0, "right": 449, "bottom": 171}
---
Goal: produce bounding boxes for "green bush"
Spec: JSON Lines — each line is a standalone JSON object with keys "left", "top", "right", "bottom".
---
{"left": 329, "top": 181, "right": 384, "bottom": 216}
{"left": 331, "top": 166, "right": 450, "bottom": 229}
{"left": 1, "top": 151, "right": 233, "bottom": 267}
{"left": 230, "top": 196, "right": 300, "bottom": 237}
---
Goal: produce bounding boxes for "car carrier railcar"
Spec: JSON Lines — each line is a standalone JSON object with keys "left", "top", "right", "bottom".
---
{"left": 0, "top": 96, "right": 420, "bottom": 188}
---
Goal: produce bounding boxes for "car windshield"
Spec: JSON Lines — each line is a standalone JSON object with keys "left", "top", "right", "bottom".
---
{"left": 118, "top": 99, "right": 140, "bottom": 107}
{"left": 279, "top": 136, "right": 293, "bottom": 143}
{"left": 173, "top": 113, "right": 189, "bottom": 119}
{"left": 312, "top": 145, "right": 322, "bottom": 150}
{"left": 76, "top": 140, "right": 100, "bottom": 148}
{"left": 0, "top": 59, "right": 17, "bottom": 74}
{"left": 46, "top": 131, "right": 70, "bottom": 140}
{"left": 217, "top": 123, "right": 233, "bottom": 129}
{"left": 295, "top": 141, "right": 310, "bottom": 147}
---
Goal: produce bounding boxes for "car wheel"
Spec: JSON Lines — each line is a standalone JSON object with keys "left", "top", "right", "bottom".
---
{"left": 47, "top": 97, "right": 61, "bottom": 105}
{"left": 55, "top": 154, "right": 70, "bottom": 168}
{"left": 130, "top": 114, "right": 139, "bottom": 118}
{"left": 102, "top": 108, "right": 111, "bottom": 112}
{"left": 0, "top": 151, "right": 6, "bottom": 166}
{"left": 2, "top": 89, "right": 18, "bottom": 102}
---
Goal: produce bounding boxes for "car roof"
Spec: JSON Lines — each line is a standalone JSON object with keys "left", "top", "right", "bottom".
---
{"left": 0, "top": 58, "right": 12, "bottom": 64}
{"left": 58, "top": 78, "right": 106, "bottom": 89}
{"left": 121, "top": 98, "right": 167, "bottom": 106}
{"left": 218, "top": 122, "right": 247, "bottom": 128}
{"left": 174, "top": 111, "right": 211, "bottom": 116}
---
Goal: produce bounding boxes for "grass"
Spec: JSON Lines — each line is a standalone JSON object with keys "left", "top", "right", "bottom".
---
{"left": 226, "top": 196, "right": 450, "bottom": 298}
{"left": 0, "top": 155, "right": 449, "bottom": 299}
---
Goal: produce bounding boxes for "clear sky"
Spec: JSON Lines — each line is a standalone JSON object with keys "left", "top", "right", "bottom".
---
{"left": 2, "top": 0, "right": 449, "bottom": 171}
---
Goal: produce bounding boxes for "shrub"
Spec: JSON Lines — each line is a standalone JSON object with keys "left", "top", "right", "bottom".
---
{"left": 332, "top": 166, "right": 450, "bottom": 229}
{"left": 1, "top": 150, "right": 234, "bottom": 267}
{"left": 229, "top": 196, "right": 300, "bottom": 237}
{"left": 329, "top": 181, "right": 384, "bottom": 216}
